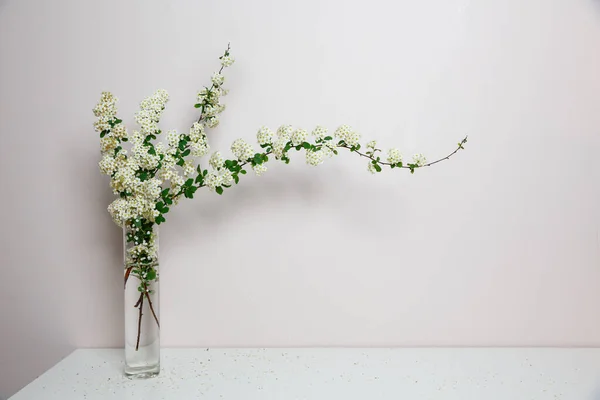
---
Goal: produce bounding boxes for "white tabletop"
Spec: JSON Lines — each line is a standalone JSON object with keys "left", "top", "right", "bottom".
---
{"left": 9, "top": 348, "right": 600, "bottom": 399}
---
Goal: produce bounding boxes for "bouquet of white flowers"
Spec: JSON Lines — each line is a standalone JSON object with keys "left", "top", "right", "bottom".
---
{"left": 93, "top": 44, "right": 466, "bottom": 377}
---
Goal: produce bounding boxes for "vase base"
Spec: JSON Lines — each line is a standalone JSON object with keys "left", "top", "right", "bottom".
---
{"left": 124, "top": 365, "right": 160, "bottom": 379}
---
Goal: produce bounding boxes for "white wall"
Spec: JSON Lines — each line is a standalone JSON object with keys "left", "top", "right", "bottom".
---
{"left": 1, "top": 0, "right": 600, "bottom": 397}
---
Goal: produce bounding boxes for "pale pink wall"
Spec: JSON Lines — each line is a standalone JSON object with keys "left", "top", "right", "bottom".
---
{"left": 2, "top": 0, "right": 600, "bottom": 397}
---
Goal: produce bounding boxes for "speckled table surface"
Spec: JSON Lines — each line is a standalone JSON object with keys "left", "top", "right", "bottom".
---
{"left": 9, "top": 348, "right": 600, "bottom": 399}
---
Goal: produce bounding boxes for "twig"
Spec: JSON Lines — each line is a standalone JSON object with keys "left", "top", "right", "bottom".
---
{"left": 135, "top": 294, "right": 144, "bottom": 351}
{"left": 145, "top": 291, "right": 160, "bottom": 328}
{"left": 340, "top": 136, "right": 468, "bottom": 169}
{"left": 124, "top": 266, "right": 133, "bottom": 289}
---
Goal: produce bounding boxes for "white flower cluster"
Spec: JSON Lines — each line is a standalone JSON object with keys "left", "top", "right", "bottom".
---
{"left": 312, "top": 126, "right": 328, "bottom": 140}
{"left": 220, "top": 54, "right": 235, "bottom": 67}
{"left": 230, "top": 139, "right": 254, "bottom": 161}
{"left": 253, "top": 164, "right": 267, "bottom": 176}
{"left": 205, "top": 151, "right": 234, "bottom": 190}
{"left": 125, "top": 224, "right": 159, "bottom": 264}
{"left": 306, "top": 149, "right": 325, "bottom": 166}
{"left": 189, "top": 122, "right": 209, "bottom": 157}
{"left": 256, "top": 126, "right": 273, "bottom": 145}
{"left": 135, "top": 89, "right": 169, "bottom": 135}
{"left": 93, "top": 92, "right": 118, "bottom": 132}
{"left": 412, "top": 153, "right": 427, "bottom": 167}
{"left": 291, "top": 128, "right": 308, "bottom": 146}
{"left": 334, "top": 124, "right": 361, "bottom": 147}
{"left": 387, "top": 148, "right": 402, "bottom": 165}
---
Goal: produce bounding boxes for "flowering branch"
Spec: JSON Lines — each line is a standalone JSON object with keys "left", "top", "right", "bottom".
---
{"left": 92, "top": 44, "right": 468, "bottom": 349}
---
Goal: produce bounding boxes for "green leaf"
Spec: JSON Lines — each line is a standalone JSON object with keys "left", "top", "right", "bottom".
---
{"left": 100, "top": 130, "right": 108, "bottom": 138}
{"left": 262, "top": 154, "right": 269, "bottom": 162}
{"left": 222, "top": 184, "right": 231, "bottom": 188}
{"left": 302, "top": 142, "right": 311, "bottom": 149}
{"left": 161, "top": 188, "right": 170, "bottom": 197}
{"left": 139, "top": 172, "right": 148, "bottom": 181}
{"left": 176, "top": 158, "right": 185, "bottom": 166}
{"left": 253, "top": 153, "right": 263, "bottom": 165}
{"left": 148, "top": 147, "right": 157, "bottom": 156}
{"left": 295, "top": 145, "right": 302, "bottom": 151}
{"left": 114, "top": 118, "right": 123, "bottom": 124}
{"left": 240, "top": 169, "right": 247, "bottom": 175}
{"left": 146, "top": 269, "right": 157, "bottom": 280}
{"left": 178, "top": 140, "right": 186, "bottom": 151}
{"left": 185, "top": 178, "right": 194, "bottom": 186}
{"left": 156, "top": 201, "right": 165, "bottom": 211}
{"left": 194, "top": 103, "right": 202, "bottom": 108}
{"left": 134, "top": 219, "right": 142, "bottom": 228}
{"left": 396, "top": 162, "right": 403, "bottom": 168}
{"left": 324, "top": 136, "right": 333, "bottom": 141}
{"left": 121, "top": 137, "right": 128, "bottom": 142}
{"left": 233, "top": 174, "right": 239, "bottom": 184}
{"left": 374, "top": 163, "right": 382, "bottom": 172}
{"left": 333, "top": 150, "right": 338, "bottom": 155}
{"left": 165, "top": 197, "right": 173, "bottom": 205}
{"left": 195, "top": 175, "right": 204, "bottom": 184}
{"left": 182, "top": 149, "right": 191, "bottom": 157}
{"left": 216, "top": 186, "right": 224, "bottom": 195}
{"left": 203, "top": 169, "right": 208, "bottom": 176}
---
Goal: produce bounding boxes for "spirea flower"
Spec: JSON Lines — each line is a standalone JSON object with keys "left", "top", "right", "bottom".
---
{"left": 206, "top": 116, "right": 219, "bottom": 128}
{"left": 256, "top": 126, "right": 274, "bottom": 145}
{"left": 291, "top": 129, "right": 308, "bottom": 146}
{"left": 99, "top": 154, "right": 117, "bottom": 176}
{"left": 276, "top": 125, "right": 293, "bottom": 140}
{"left": 211, "top": 72, "right": 225, "bottom": 87}
{"left": 412, "top": 153, "right": 427, "bottom": 167}
{"left": 253, "top": 164, "right": 267, "bottom": 176}
{"left": 220, "top": 55, "right": 235, "bottom": 67}
{"left": 367, "top": 162, "right": 378, "bottom": 174}
{"left": 209, "top": 151, "right": 224, "bottom": 170}
{"left": 167, "top": 130, "right": 180, "bottom": 148}
{"left": 366, "top": 140, "right": 377, "bottom": 150}
{"left": 230, "top": 139, "right": 254, "bottom": 161}
{"left": 387, "top": 148, "right": 402, "bottom": 165}
{"left": 205, "top": 171, "right": 222, "bottom": 190}
{"left": 312, "top": 126, "right": 328, "bottom": 140}
{"left": 306, "top": 150, "right": 325, "bottom": 166}
{"left": 272, "top": 137, "right": 288, "bottom": 160}
{"left": 334, "top": 125, "right": 361, "bottom": 147}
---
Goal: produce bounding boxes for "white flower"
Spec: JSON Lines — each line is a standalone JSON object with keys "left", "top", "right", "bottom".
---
{"left": 112, "top": 124, "right": 127, "bottom": 140}
{"left": 306, "top": 150, "right": 325, "bottom": 166}
{"left": 93, "top": 92, "right": 117, "bottom": 120}
{"left": 183, "top": 161, "right": 195, "bottom": 176}
{"left": 209, "top": 151, "right": 224, "bottom": 170}
{"left": 205, "top": 171, "right": 223, "bottom": 190}
{"left": 367, "top": 162, "right": 378, "bottom": 174}
{"left": 276, "top": 125, "right": 293, "bottom": 140}
{"left": 291, "top": 129, "right": 308, "bottom": 146}
{"left": 167, "top": 130, "right": 180, "bottom": 148}
{"left": 190, "top": 141, "right": 209, "bottom": 157}
{"left": 100, "top": 135, "right": 119, "bottom": 153}
{"left": 312, "top": 126, "right": 328, "bottom": 140}
{"left": 387, "top": 148, "right": 402, "bottom": 165}
{"left": 230, "top": 138, "right": 254, "bottom": 161}
{"left": 253, "top": 164, "right": 267, "bottom": 176}
{"left": 272, "top": 137, "right": 288, "bottom": 160}
{"left": 206, "top": 116, "right": 219, "bottom": 128}
{"left": 211, "top": 72, "right": 225, "bottom": 87}
{"left": 334, "top": 125, "right": 361, "bottom": 147}
{"left": 366, "top": 140, "right": 377, "bottom": 150}
{"left": 189, "top": 122, "right": 205, "bottom": 142}
{"left": 256, "top": 126, "right": 274, "bottom": 145}
{"left": 221, "top": 169, "right": 234, "bottom": 186}
{"left": 220, "top": 55, "right": 235, "bottom": 67}
{"left": 99, "top": 154, "right": 116, "bottom": 176}
{"left": 412, "top": 153, "right": 427, "bottom": 167}
{"left": 321, "top": 140, "right": 338, "bottom": 157}
{"left": 135, "top": 89, "right": 169, "bottom": 135}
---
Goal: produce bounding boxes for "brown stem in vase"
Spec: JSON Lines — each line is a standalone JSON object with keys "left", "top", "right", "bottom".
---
{"left": 142, "top": 281, "right": 160, "bottom": 328}
{"left": 135, "top": 293, "right": 144, "bottom": 351}
{"left": 124, "top": 266, "right": 133, "bottom": 289}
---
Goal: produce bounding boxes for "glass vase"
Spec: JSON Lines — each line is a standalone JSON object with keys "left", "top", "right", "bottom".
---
{"left": 123, "top": 218, "right": 160, "bottom": 378}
